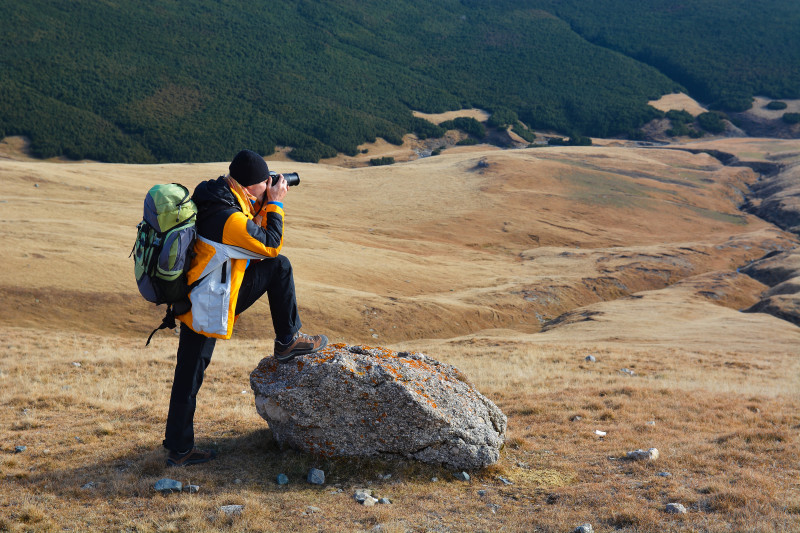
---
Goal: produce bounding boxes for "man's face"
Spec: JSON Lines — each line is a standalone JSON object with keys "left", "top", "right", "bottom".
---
{"left": 244, "top": 180, "right": 267, "bottom": 202}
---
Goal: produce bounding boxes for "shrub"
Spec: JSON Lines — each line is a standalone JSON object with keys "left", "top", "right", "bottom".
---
{"left": 440, "top": 117, "right": 486, "bottom": 139}
{"left": 697, "top": 111, "right": 727, "bottom": 134}
{"left": 766, "top": 101, "right": 787, "bottom": 110}
{"left": 666, "top": 109, "right": 694, "bottom": 124}
{"left": 488, "top": 107, "right": 518, "bottom": 128}
{"left": 411, "top": 117, "right": 445, "bottom": 140}
{"left": 369, "top": 156, "right": 395, "bottom": 166}
{"left": 456, "top": 138, "right": 479, "bottom": 145}
{"left": 782, "top": 113, "right": 800, "bottom": 124}
{"left": 511, "top": 123, "right": 536, "bottom": 142}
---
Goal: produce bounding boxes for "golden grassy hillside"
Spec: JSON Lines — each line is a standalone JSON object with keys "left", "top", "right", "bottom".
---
{"left": 1, "top": 136, "right": 799, "bottom": 532}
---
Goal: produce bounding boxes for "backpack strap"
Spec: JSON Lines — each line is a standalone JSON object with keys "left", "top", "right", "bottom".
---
{"left": 144, "top": 292, "right": 196, "bottom": 346}
{"left": 145, "top": 304, "right": 178, "bottom": 346}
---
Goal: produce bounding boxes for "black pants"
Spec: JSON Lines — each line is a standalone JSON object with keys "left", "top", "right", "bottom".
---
{"left": 163, "top": 255, "right": 302, "bottom": 453}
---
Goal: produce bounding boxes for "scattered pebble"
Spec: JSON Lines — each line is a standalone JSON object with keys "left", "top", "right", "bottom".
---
{"left": 627, "top": 448, "right": 659, "bottom": 461}
{"left": 184, "top": 484, "right": 200, "bottom": 494}
{"left": 594, "top": 430, "right": 607, "bottom": 437}
{"left": 657, "top": 472, "right": 672, "bottom": 477}
{"left": 487, "top": 503, "right": 500, "bottom": 514}
{"left": 72, "top": 362, "right": 81, "bottom": 367}
{"left": 378, "top": 498, "right": 392, "bottom": 505}
{"left": 573, "top": 525, "right": 594, "bottom": 533}
{"left": 307, "top": 468, "right": 325, "bottom": 485}
{"left": 477, "top": 490, "right": 487, "bottom": 497}
{"left": 665, "top": 502, "right": 687, "bottom": 514}
{"left": 219, "top": 505, "right": 244, "bottom": 516}
{"left": 571, "top": 415, "right": 582, "bottom": 422}
{"left": 233, "top": 478, "right": 242, "bottom": 485}
{"left": 376, "top": 473, "right": 392, "bottom": 480}
{"left": 431, "top": 477, "right": 438, "bottom": 482}
{"left": 14, "top": 446, "right": 26, "bottom": 454}
{"left": 154, "top": 478, "right": 182, "bottom": 494}
{"left": 306, "top": 506, "right": 322, "bottom": 514}
{"left": 354, "top": 488, "right": 378, "bottom": 506}
{"left": 276, "top": 473, "right": 289, "bottom": 485}
{"left": 585, "top": 355, "right": 596, "bottom": 363}
{"left": 646, "top": 421, "right": 656, "bottom": 426}
{"left": 497, "top": 476, "right": 513, "bottom": 485}
{"left": 619, "top": 368, "right": 635, "bottom": 376}
{"left": 81, "top": 482, "right": 97, "bottom": 490}
{"left": 454, "top": 471, "right": 470, "bottom": 481}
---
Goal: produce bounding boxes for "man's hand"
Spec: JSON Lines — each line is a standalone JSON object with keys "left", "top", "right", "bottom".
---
{"left": 266, "top": 174, "right": 288, "bottom": 203}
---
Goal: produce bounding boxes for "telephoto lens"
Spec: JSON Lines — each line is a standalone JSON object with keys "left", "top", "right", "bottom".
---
{"left": 270, "top": 171, "right": 300, "bottom": 187}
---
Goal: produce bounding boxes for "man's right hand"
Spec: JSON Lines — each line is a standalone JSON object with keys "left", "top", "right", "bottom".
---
{"left": 266, "top": 174, "right": 288, "bottom": 203}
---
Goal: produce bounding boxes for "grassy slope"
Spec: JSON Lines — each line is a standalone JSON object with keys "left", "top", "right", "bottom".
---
{"left": 1, "top": 140, "right": 799, "bottom": 531}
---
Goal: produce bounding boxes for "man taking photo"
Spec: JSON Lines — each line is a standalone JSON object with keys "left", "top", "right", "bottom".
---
{"left": 163, "top": 149, "right": 327, "bottom": 467}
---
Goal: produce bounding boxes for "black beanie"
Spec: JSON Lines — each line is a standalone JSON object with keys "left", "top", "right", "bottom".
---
{"left": 229, "top": 149, "right": 269, "bottom": 186}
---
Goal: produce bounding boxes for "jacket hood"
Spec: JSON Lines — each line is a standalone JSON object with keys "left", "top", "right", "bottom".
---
{"left": 192, "top": 176, "right": 238, "bottom": 213}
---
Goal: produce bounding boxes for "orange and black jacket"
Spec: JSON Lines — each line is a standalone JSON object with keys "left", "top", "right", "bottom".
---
{"left": 177, "top": 176, "right": 284, "bottom": 339}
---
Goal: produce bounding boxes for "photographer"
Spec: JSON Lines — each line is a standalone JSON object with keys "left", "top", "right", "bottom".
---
{"left": 163, "top": 149, "right": 327, "bottom": 467}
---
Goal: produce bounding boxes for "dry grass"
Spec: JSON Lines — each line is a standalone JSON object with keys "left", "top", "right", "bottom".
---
{"left": 2, "top": 138, "right": 800, "bottom": 531}
{"left": 1, "top": 326, "right": 799, "bottom": 532}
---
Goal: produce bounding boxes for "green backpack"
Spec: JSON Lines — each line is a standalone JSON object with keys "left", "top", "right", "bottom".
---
{"left": 131, "top": 183, "right": 197, "bottom": 344}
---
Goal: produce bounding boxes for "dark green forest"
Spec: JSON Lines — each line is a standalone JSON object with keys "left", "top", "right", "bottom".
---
{"left": 0, "top": 1, "right": 797, "bottom": 163}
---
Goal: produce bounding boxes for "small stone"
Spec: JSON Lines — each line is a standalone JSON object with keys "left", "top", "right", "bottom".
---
{"left": 276, "top": 473, "right": 289, "bottom": 485}
{"left": 571, "top": 415, "right": 583, "bottom": 422}
{"left": 154, "top": 478, "right": 182, "bottom": 494}
{"left": 454, "top": 471, "right": 470, "bottom": 481}
{"left": 34, "top": 183, "right": 39, "bottom": 188}
{"left": 362, "top": 496, "right": 378, "bottom": 506}
{"left": 431, "top": 477, "right": 438, "bottom": 482}
{"left": 665, "top": 502, "right": 687, "bottom": 514}
{"left": 477, "top": 490, "right": 487, "bottom": 497}
{"left": 646, "top": 421, "right": 656, "bottom": 426}
{"left": 585, "top": 355, "right": 596, "bottom": 363}
{"left": 627, "top": 448, "right": 659, "bottom": 461}
{"left": 81, "top": 482, "right": 97, "bottom": 490}
{"left": 497, "top": 476, "right": 513, "bottom": 485}
{"left": 573, "top": 525, "right": 594, "bottom": 533}
{"left": 306, "top": 506, "right": 322, "bottom": 514}
{"left": 184, "top": 484, "right": 200, "bottom": 493}
{"left": 378, "top": 498, "right": 392, "bottom": 504}
{"left": 219, "top": 505, "right": 244, "bottom": 516}
{"left": 594, "top": 430, "right": 607, "bottom": 437}
{"left": 14, "top": 446, "right": 26, "bottom": 453}
{"left": 372, "top": 334, "right": 379, "bottom": 339}
{"left": 354, "top": 488, "right": 374, "bottom": 503}
{"left": 657, "top": 472, "right": 672, "bottom": 477}
{"left": 620, "top": 368, "right": 635, "bottom": 376}
{"left": 72, "top": 362, "right": 81, "bottom": 367}
{"left": 307, "top": 468, "right": 325, "bottom": 485}
{"left": 233, "top": 478, "right": 242, "bottom": 485}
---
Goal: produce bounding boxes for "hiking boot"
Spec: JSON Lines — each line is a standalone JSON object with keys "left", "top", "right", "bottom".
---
{"left": 274, "top": 332, "right": 328, "bottom": 363}
{"left": 166, "top": 448, "right": 217, "bottom": 467}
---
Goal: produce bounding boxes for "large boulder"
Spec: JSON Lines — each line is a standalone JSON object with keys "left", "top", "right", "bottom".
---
{"left": 250, "top": 343, "right": 506, "bottom": 470}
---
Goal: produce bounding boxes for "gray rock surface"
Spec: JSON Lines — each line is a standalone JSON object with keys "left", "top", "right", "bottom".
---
{"left": 626, "top": 448, "right": 659, "bottom": 461}
{"left": 250, "top": 344, "right": 507, "bottom": 470}
{"left": 154, "top": 478, "right": 182, "bottom": 494}
{"left": 219, "top": 505, "right": 244, "bottom": 516}
{"left": 573, "top": 525, "right": 594, "bottom": 533}
{"left": 307, "top": 468, "right": 325, "bottom": 485}
{"left": 665, "top": 502, "right": 688, "bottom": 514}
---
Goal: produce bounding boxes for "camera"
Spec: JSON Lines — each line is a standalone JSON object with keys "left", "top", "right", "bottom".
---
{"left": 270, "top": 170, "right": 300, "bottom": 187}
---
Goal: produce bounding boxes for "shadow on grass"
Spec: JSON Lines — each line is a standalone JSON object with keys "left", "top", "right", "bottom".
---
{"left": 19, "top": 427, "right": 458, "bottom": 500}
